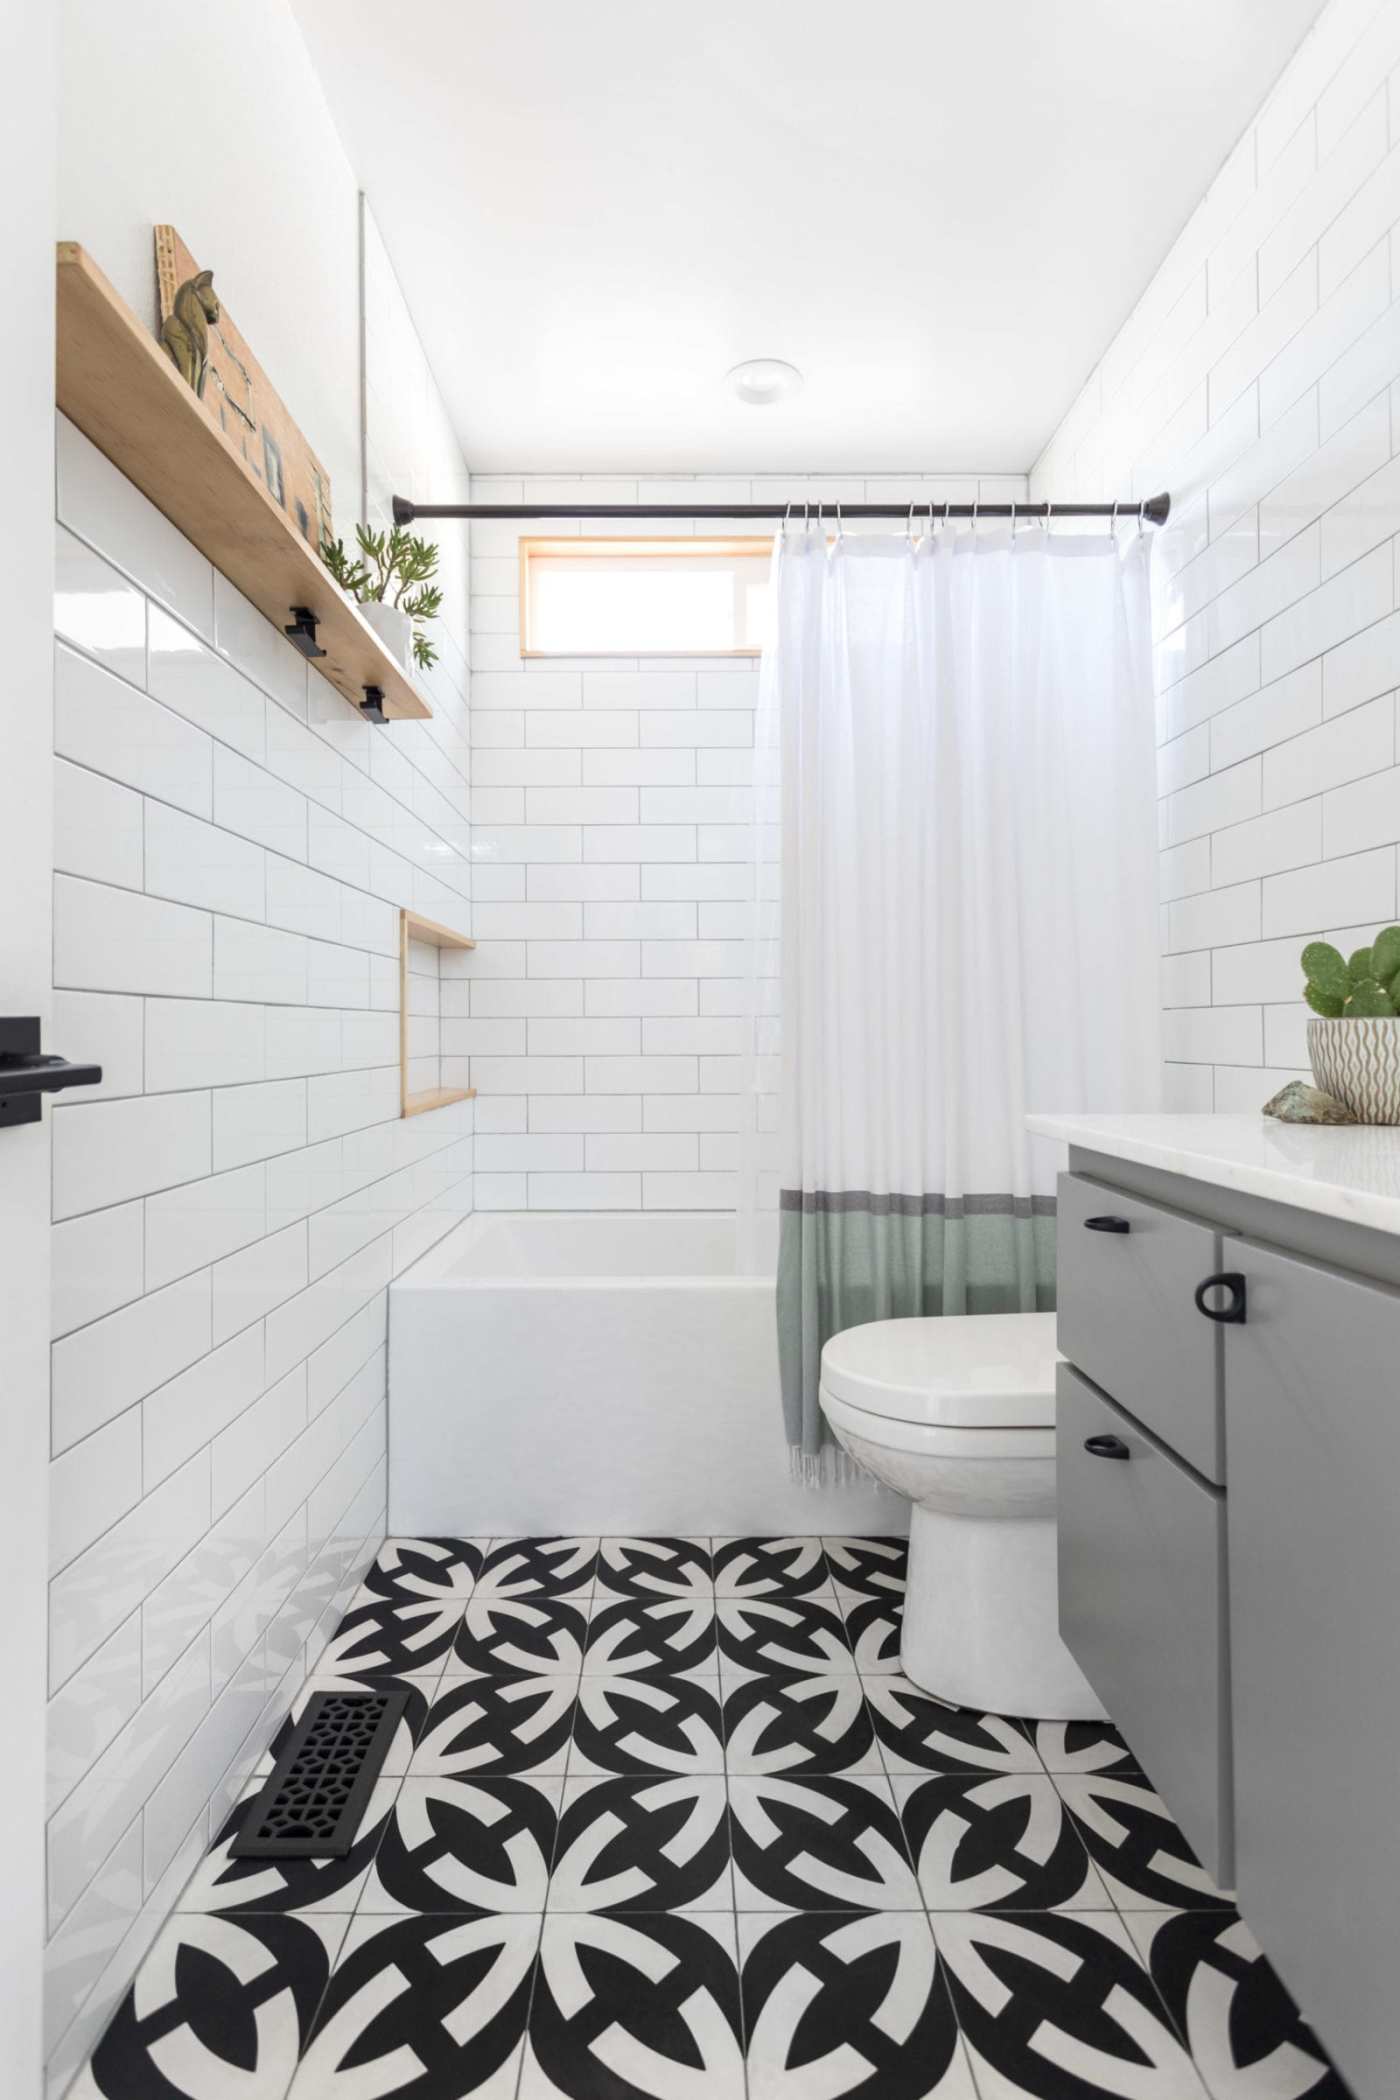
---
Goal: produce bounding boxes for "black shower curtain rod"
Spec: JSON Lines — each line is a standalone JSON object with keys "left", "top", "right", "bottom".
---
{"left": 391, "top": 491, "right": 1172, "bottom": 526}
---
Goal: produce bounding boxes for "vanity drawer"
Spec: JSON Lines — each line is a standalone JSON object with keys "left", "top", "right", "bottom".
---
{"left": 1057, "top": 1171, "right": 1223, "bottom": 1481}
{"left": 1057, "top": 1365, "right": 1232, "bottom": 1887}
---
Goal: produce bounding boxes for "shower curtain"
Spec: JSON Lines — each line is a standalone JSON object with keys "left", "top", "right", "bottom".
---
{"left": 742, "top": 521, "right": 1161, "bottom": 1477}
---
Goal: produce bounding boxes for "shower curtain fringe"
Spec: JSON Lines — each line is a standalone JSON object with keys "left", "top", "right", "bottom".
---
{"left": 788, "top": 1444, "right": 875, "bottom": 1490}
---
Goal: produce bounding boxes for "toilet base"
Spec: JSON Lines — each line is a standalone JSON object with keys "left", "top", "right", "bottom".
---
{"left": 899, "top": 1503, "right": 1106, "bottom": 1721}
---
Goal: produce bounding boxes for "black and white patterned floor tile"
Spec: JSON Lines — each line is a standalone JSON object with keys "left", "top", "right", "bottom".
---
{"left": 723, "top": 1671, "right": 883, "bottom": 1775}
{"left": 935, "top": 1909, "right": 1211, "bottom": 2099}
{"left": 865, "top": 1678, "right": 1043, "bottom": 1776}
{"left": 717, "top": 1596, "right": 854, "bottom": 1678}
{"left": 77, "top": 1535, "right": 1355, "bottom": 2100}
{"left": 896, "top": 1774, "right": 1111, "bottom": 1912}
{"left": 1056, "top": 1775, "right": 1235, "bottom": 1911}
{"left": 176, "top": 1779, "right": 399, "bottom": 1917}
{"left": 360, "top": 1536, "right": 488, "bottom": 1607}
{"left": 567, "top": 1672, "right": 727, "bottom": 1775}
{"left": 740, "top": 1909, "right": 977, "bottom": 2098}
{"left": 475, "top": 1537, "right": 599, "bottom": 1600}
{"left": 287, "top": 1912, "right": 539, "bottom": 2100}
{"left": 1016, "top": 1719, "right": 1142, "bottom": 1777}
{"left": 446, "top": 1596, "right": 590, "bottom": 1679}
{"left": 255, "top": 1674, "right": 435, "bottom": 1779}
{"left": 548, "top": 1775, "right": 732, "bottom": 1910}
{"left": 821, "top": 1534, "right": 909, "bottom": 1597}
{"left": 729, "top": 1773, "right": 923, "bottom": 1911}
{"left": 835, "top": 1588, "right": 905, "bottom": 1673}
{"left": 1122, "top": 1911, "right": 1353, "bottom": 2100}
{"left": 594, "top": 1535, "right": 714, "bottom": 1599}
{"left": 583, "top": 1596, "right": 719, "bottom": 1680}
{"left": 76, "top": 1912, "right": 347, "bottom": 2100}
{"left": 521, "top": 1910, "right": 744, "bottom": 2099}
{"left": 361, "top": 1776, "right": 561, "bottom": 1914}
{"left": 410, "top": 1676, "right": 578, "bottom": 1777}
{"left": 713, "top": 1535, "right": 833, "bottom": 1598}
{"left": 316, "top": 1596, "right": 464, "bottom": 1678}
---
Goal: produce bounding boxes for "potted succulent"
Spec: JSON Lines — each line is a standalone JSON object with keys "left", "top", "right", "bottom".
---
{"left": 1301, "top": 926, "right": 1400, "bottom": 1123}
{"left": 321, "top": 524, "right": 443, "bottom": 672}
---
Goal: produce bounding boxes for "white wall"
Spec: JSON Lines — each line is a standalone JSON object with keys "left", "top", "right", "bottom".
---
{"left": 57, "top": 0, "right": 362, "bottom": 506}
{"left": 47, "top": 13, "right": 473, "bottom": 2093}
{"left": 464, "top": 470, "right": 1025, "bottom": 1209}
{"left": 1033, "top": 0, "right": 1400, "bottom": 1110}
{"left": 1, "top": 13, "right": 58, "bottom": 2096}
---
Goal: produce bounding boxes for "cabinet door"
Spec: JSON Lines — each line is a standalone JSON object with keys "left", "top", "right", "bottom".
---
{"left": 1057, "top": 1172, "right": 1224, "bottom": 1479}
{"left": 1225, "top": 1236, "right": 1400, "bottom": 2100}
{"left": 1057, "top": 1365, "right": 1231, "bottom": 1884}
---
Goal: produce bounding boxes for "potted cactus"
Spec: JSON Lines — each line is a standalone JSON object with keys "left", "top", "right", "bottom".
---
{"left": 1302, "top": 926, "right": 1400, "bottom": 1123}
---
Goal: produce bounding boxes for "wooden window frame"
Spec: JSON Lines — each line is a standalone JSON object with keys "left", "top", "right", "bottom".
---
{"left": 518, "top": 535, "right": 772, "bottom": 660}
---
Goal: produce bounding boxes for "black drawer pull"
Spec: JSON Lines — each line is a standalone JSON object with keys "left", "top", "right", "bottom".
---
{"left": 1194, "top": 1271, "right": 1247, "bottom": 1324}
{"left": 1083, "top": 1214, "right": 1131, "bottom": 1233}
{"left": 1084, "top": 1434, "right": 1131, "bottom": 1460}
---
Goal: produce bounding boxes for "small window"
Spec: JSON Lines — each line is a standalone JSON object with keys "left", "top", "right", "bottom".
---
{"left": 520, "top": 536, "right": 771, "bottom": 657}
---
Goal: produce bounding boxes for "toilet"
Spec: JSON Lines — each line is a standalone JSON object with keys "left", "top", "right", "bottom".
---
{"left": 819, "top": 1312, "right": 1105, "bottom": 1720}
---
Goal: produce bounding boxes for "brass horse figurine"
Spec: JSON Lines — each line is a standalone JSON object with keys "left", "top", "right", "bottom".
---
{"left": 160, "top": 269, "right": 219, "bottom": 398}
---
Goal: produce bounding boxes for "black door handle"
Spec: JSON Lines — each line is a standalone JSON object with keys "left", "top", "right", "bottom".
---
{"left": 1084, "top": 1215, "right": 1131, "bottom": 1234}
{"left": 0, "top": 1019, "right": 102, "bottom": 1130}
{"left": 1084, "top": 1434, "right": 1131, "bottom": 1460}
{"left": 1194, "top": 1272, "right": 1247, "bottom": 1324}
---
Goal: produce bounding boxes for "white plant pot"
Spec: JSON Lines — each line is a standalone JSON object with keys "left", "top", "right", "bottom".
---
{"left": 361, "top": 599, "right": 414, "bottom": 670}
{"left": 1307, "top": 1016, "right": 1400, "bottom": 1124}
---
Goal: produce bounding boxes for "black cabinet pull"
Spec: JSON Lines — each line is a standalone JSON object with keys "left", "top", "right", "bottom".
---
{"left": 1084, "top": 1434, "right": 1131, "bottom": 1460}
{"left": 1194, "top": 1271, "right": 1247, "bottom": 1324}
{"left": 1084, "top": 1215, "right": 1131, "bottom": 1234}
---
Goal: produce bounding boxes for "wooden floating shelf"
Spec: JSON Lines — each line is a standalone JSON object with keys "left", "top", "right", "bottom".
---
{"left": 400, "top": 908, "right": 476, "bottom": 1118}
{"left": 55, "top": 242, "right": 432, "bottom": 723}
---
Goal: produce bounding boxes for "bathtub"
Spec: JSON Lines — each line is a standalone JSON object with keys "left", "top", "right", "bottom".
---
{"left": 388, "top": 1211, "right": 902, "bottom": 1535}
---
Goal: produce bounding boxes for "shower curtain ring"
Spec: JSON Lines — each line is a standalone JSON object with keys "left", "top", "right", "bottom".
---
{"left": 928, "top": 500, "right": 936, "bottom": 540}
{"left": 834, "top": 501, "right": 843, "bottom": 540}
{"left": 1110, "top": 500, "right": 1119, "bottom": 537}
{"left": 1010, "top": 500, "right": 1017, "bottom": 537}
{"left": 907, "top": 501, "right": 916, "bottom": 542}
{"left": 1043, "top": 501, "right": 1053, "bottom": 533}
{"left": 971, "top": 500, "right": 978, "bottom": 536}
{"left": 782, "top": 501, "right": 793, "bottom": 537}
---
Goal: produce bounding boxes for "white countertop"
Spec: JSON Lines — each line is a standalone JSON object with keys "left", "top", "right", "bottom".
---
{"left": 1027, "top": 1113, "right": 1400, "bottom": 1235}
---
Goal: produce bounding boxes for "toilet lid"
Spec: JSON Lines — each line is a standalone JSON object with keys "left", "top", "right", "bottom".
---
{"left": 819, "top": 1313, "right": 1059, "bottom": 1427}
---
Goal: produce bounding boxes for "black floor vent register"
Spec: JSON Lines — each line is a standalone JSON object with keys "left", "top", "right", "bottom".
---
{"left": 230, "top": 1688, "right": 409, "bottom": 1858}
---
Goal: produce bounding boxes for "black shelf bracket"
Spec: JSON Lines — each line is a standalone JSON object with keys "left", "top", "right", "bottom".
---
{"left": 360, "top": 686, "right": 388, "bottom": 724}
{"left": 0, "top": 1019, "right": 102, "bottom": 1129}
{"left": 284, "top": 607, "right": 326, "bottom": 659}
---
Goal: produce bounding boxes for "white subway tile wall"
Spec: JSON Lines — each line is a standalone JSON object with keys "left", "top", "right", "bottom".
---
{"left": 1032, "top": 0, "right": 1400, "bottom": 1109}
{"left": 462, "top": 471, "right": 1026, "bottom": 1205}
{"left": 42, "top": 218, "right": 473, "bottom": 2091}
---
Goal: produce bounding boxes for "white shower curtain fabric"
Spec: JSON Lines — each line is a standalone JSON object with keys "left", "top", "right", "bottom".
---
{"left": 746, "top": 522, "right": 1161, "bottom": 1475}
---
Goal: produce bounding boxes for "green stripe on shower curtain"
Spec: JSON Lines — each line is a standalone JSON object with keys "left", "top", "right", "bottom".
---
{"left": 778, "top": 1192, "right": 1057, "bottom": 1468}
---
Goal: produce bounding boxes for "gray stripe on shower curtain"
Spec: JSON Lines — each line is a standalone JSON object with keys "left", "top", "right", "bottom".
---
{"left": 777, "top": 1192, "right": 1057, "bottom": 1465}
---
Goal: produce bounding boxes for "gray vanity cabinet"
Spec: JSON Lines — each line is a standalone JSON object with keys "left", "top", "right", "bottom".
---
{"left": 1223, "top": 1236, "right": 1400, "bottom": 2100}
{"left": 1057, "top": 1172, "right": 1223, "bottom": 1480}
{"left": 1057, "top": 1364, "right": 1229, "bottom": 1883}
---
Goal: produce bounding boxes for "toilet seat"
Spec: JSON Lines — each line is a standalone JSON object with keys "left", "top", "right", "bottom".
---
{"left": 819, "top": 1312, "right": 1059, "bottom": 1428}
{"left": 818, "top": 1386, "right": 1055, "bottom": 1460}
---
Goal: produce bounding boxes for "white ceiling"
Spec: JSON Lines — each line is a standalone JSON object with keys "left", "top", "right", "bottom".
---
{"left": 292, "top": 0, "right": 1325, "bottom": 473}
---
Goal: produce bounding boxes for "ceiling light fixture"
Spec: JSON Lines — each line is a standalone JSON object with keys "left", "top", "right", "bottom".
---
{"left": 727, "top": 358, "right": 804, "bottom": 406}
